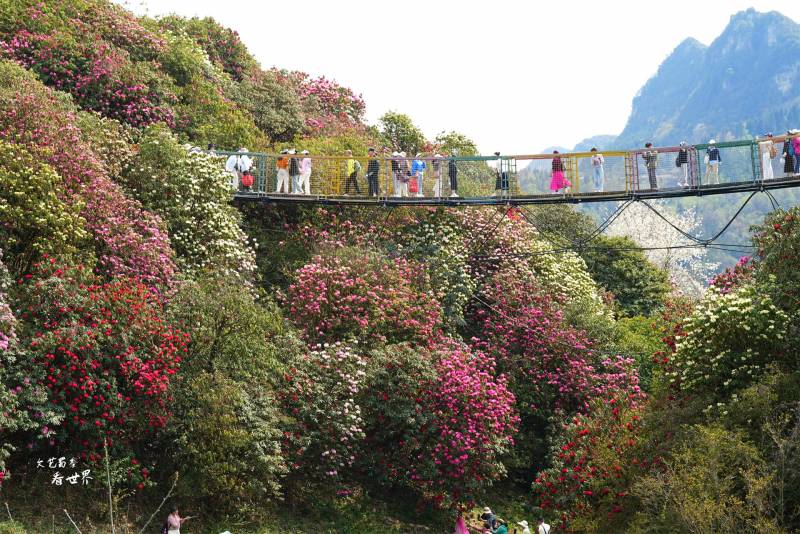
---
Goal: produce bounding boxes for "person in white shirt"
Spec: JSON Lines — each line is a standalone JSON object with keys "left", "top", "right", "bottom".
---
{"left": 516, "top": 519, "right": 532, "bottom": 534}
{"left": 590, "top": 147, "right": 605, "bottom": 192}
{"left": 299, "top": 150, "right": 312, "bottom": 195}
{"left": 537, "top": 518, "right": 551, "bottom": 534}
{"left": 759, "top": 133, "right": 775, "bottom": 181}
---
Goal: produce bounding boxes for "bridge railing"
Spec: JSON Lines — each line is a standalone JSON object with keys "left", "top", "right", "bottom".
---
{"left": 214, "top": 135, "right": 800, "bottom": 201}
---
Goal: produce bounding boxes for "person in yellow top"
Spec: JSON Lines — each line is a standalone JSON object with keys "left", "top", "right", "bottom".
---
{"left": 275, "top": 149, "right": 290, "bottom": 193}
{"left": 343, "top": 149, "right": 362, "bottom": 195}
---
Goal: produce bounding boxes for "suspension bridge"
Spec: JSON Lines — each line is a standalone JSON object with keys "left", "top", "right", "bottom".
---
{"left": 220, "top": 135, "right": 800, "bottom": 206}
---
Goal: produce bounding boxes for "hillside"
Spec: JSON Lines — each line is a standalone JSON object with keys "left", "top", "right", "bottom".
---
{"left": 1, "top": 2, "right": 800, "bottom": 534}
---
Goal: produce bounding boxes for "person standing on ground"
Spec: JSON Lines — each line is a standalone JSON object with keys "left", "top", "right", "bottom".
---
{"left": 643, "top": 142, "right": 659, "bottom": 190}
{"left": 289, "top": 149, "right": 301, "bottom": 194}
{"left": 516, "top": 520, "right": 532, "bottom": 534}
{"left": 366, "top": 147, "right": 380, "bottom": 197}
{"left": 448, "top": 152, "right": 459, "bottom": 197}
{"left": 299, "top": 150, "right": 312, "bottom": 194}
{"left": 275, "top": 149, "right": 290, "bottom": 193}
{"left": 165, "top": 507, "right": 193, "bottom": 534}
{"left": 491, "top": 518, "right": 508, "bottom": 534}
{"left": 759, "top": 133, "right": 775, "bottom": 181}
{"left": 590, "top": 147, "right": 605, "bottom": 192}
{"left": 536, "top": 517, "right": 551, "bottom": 534}
{"left": 677, "top": 142, "right": 690, "bottom": 187}
{"left": 343, "top": 149, "right": 361, "bottom": 195}
{"left": 480, "top": 507, "right": 495, "bottom": 530}
{"left": 411, "top": 152, "right": 426, "bottom": 197}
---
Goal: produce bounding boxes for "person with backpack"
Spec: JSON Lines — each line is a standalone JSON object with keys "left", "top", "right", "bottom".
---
{"left": 536, "top": 517, "right": 551, "bottom": 534}
{"left": 643, "top": 142, "right": 659, "bottom": 190}
{"left": 759, "top": 133, "right": 775, "bottom": 181}
{"left": 705, "top": 140, "right": 721, "bottom": 185}
{"left": 288, "top": 149, "right": 302, "bottom": 194}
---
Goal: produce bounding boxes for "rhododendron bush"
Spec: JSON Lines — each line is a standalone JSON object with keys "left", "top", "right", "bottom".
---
{"left": 361, "top": 342, "right": 518, "bottom": 507}
{"left": 285, "top": 249, "right": 441, "bottom": 345}
{"left": 0, "top": 61, "right": 176, "bottom": 285}
{"left": 11, "top": 259, "right": 188, "bottom": 459}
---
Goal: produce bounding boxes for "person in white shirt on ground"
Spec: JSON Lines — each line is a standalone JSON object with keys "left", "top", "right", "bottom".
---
{"left": 537, "top": 517, "right": 551, "bottom": 534}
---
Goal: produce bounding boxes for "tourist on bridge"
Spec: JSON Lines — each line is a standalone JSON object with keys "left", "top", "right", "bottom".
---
{"left": 289, "top": 149, "right": 302, "bottom": 194}
{"left": 705, "top": 140, "right": 721, "bottom": 184}
{"left": 550, "top": 150, "right": 568, "bottom": 193}
{"left": 759, "top": 133, "right": 775, "bottom": 181}
{"left": 448, "top": 152, "right": 459, "bottom": 197}
{"left": 412, "top": 153, "right": 426, "bottom": 197}
{"left": 643, "top": 143, "right": 659, "bottom": 190}
{"left": 494, "top": 152, "right": 510, "bottom": 196}
{"left": 299, "top": 150, "right": 312, "bottom": 195}
{"left": 275, "top": 149, "right": 290, "bottom": 193}
{"left": 343, "top": 149, "right": 362, "bottom": 195}
{"left": 366, "top": 147, "right": 380, "bottom": 197}
{"left": 590, "top": 147, "right": 605, "bottom": 192}
{"left": 792, "top": 129, "right": 800, "bottom": 174}
{"left": 432, "top": 153, "right": 443, "bottom": 197}
{"left": 783, "top": 130, "right": 795, "bottom": 177}
{"left": 390, "top": 151, "right": 401, "bottom": 197}
{"left": 677, "top": 142, "right": 690, "bottom": 187}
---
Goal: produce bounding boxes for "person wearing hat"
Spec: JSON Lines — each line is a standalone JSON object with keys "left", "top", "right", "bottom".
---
{"left": 275, "top": 149, "right": 290, "bottom": 193}
{"left": 704, "top": 139, "right": 722, "bottom": 185}
{"left": 758, "top": 134, "right": 775, "bottom": 181}
{"left": 536, "top": 517, "right": 551, "bottom": 534}
{"left": 224, "top": 150, "right": 241, "bottom": 191}
{"left": 366, "top": 147, "right": 380, "bottom": 197}
{"left": 480, "top": 507, "right": 495, "bottom": 530}
{"left": 299, "top": 150, "right": 312, "bottom": 195}
{"left": 516, "top": 520, "right": 531, "bottom": 534}
{"left": 676, "top": 142, "right": 690, "bottom": 187}
{"left": 234, "top": 148, "right": 254, "bottom": 191}
{"left": 448, "top": 152, "right": 459, "bottom": 198}
{"left": 491, "top": 518, "right": 508, "bottom": 534}
{"left": 432, "top": 153, "right": 444, "bottom": 197}
{"left": 411, "top": 152, "right": 426, "bottom": 197}
{"left": 288, "top": 149, "right": 302, "bottom": 194}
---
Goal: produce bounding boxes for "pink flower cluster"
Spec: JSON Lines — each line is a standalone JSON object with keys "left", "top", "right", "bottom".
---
{"left": 0, "top": 249, "right": 15, "bottom": 351}
{"left": 285, "top": 251, "right": 441, "bottom": 345}
{"left": 709, "top": 255, "right": 753, "bottom": 294}
{"left": 0, "top": 80, "right": 176, "bottom": 286}
{"left": 2, "top": 29, "right": 174, "bottom": 128}
{"left": 273, "top": 70, "right": 366, "bottom": 133}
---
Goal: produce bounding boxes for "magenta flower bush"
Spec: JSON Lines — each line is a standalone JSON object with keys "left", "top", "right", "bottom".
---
{"left": 0, "top": 62, "right": 176, "bottom": 286}
{"left": 284, "top": 249, "right": 441, "bottom": 346}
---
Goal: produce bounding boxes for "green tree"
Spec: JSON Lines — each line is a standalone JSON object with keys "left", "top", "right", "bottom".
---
{"left": 434, "top": 130, "right": 479, "bottom": 156}
{"left": 378, "top": 111, "right": 426, "bottom": 154}
{"left": 233, "top": 71, "right": 305, "bottom": 142}
{"left": 581, "top": 235, "right": 670, "bottom": 317}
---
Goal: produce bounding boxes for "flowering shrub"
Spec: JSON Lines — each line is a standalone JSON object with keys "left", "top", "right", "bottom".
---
{"left": 361, "top": 341, "right": 518, "bottom": 508}
{"left": 668, "top": 284, "right": 789, "bottom": 407}
{"left": 0, "top": 141, "right": 88, "bottom": 275}
{"left": 231, "top": 69, "right": 305, "bottom": 143}
{"left": 279, "top": 343, "right": 367, "bottom": 486}
{"left": 123, "top": 126, "right": 256, "bottom": 278}
{"left": 12, "top": 259, "right": 188, "bottom": 458}
{"left": 709, "top": 255, "right": 754, "bottom": 294}
{"left": 285, "top": 249, "right": 441, "bottom": 345}
{"left": 752, "top": 208, "right": 800, "bottom": 310}
{"left": 0, "top": 61, "right": 176, "bottom": 285}
{"left": 399, "top": 212, "right": 476, "bottom": 331}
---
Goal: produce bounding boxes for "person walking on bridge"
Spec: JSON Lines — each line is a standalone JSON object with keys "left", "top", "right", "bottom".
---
{"left": 289, "top": 149, "right": 302, "bottom": 194}
{"left": 448, "top": 152, "right": 459, "bottom": 197}
{"left": 412, "top": 153, "right": 426, "bottom": 197}
{"left": 275, "top": 149, "right": 290, "bottom": 193}
{"left": 706, "top": 140, "right": 721, "bottom": 184}
{"left": 783, "top": 130, "right": 795, "bottom": 177}
{"left": 432, "top": 153, "right": 443, "bottom": 197}
{"left": 759, "top": 134, "right": 775, "bottom": 181}
{"left": 550, "top": 151, "right": 567, "bottom": 193}
{"left": 643, "top": 143, "right": 659, "bottom": 190}
{"left": 343, "top": 150, "right": 362, "bottom": 195}
{"left": 792, "top": 129, "right": 800, "bottom": 175}
{"left": 677, "top": 142, "right": 690, "bottom": 187}
{"left": 366, "top": 147, "right": 380, "bottom": 197}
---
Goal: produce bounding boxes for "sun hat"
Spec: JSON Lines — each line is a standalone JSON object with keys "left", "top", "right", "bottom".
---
{"left": 399, "top": 151, "right": 407, "bottom": 157}
{"left": 280, "top": 149, "right": 289, "bottom": 154}
{"left": 301, "top": 150, "right": 309, "bottom": 154}
{"left": 391, "top": 151, "right": 399, "bottom": 156}
{"left": 708, "top": 139, "right": 716, "bottom": 144}
{"left": 517, "top": 520, "right": 529, "bottom": 528}
{"left": 483, "top": 507, "right": 492, "bottom": 514}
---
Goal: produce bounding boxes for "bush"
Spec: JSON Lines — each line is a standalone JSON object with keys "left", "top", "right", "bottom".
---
{"left": 0, "top": 141, "right": 88, "bottom": 275}
{"left": 284, "top": 248, "right": 441, "bottom": 346}
{"left": 12, "top": 259, "right": 187, "bottom": 460}
{"left": 123, "top": 126, "right": 256, "bottom": 278}
{"left": 233, "top": 70, "right": 305, "bottom": 142}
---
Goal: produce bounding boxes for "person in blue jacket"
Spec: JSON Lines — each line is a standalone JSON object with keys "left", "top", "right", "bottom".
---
{"left": 411, "top": 153, "right": 426, "bottom": 197}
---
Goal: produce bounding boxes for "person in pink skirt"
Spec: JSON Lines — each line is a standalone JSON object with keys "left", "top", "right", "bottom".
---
{"left": 550, "top": 150, "right": 570, "bottom": 193}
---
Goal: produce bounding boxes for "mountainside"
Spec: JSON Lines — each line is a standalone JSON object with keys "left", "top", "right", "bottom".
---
{"left": 616, "top": 8, "right": 800, "bottom": 147}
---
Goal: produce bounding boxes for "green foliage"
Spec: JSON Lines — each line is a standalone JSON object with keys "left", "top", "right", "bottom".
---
{"left": 629, "top": 425, "right": 782, "bottom": 533}
{"left": 378, "top": 111, "right": 426, "bottom": 154}
{"left": 0, "top": 141, "right": 88, "bottom": 275}
{"left": 0, "top": 522, "right": 26, "bottom": 534}
{"left": 614, "top": 316, "right": 666, "bottom": 391}
{"left": 434, "top": 130, "right": 479, "bottom": 156}
{"left": 582, "top": 235, "right": 670, "bottom": 317}
{"left": 122, "top": 125, "right": 256, "bottom": 278}
{"left": 233, "top": 71, "right": 305, "bottom": 143}
{"left": 75, "top": 112, "right": 135, "bottom": 181}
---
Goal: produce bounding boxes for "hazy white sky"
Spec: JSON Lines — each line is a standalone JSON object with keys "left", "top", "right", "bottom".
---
{"left": 119, "top": 0, "right": 800, "bottom": 154}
